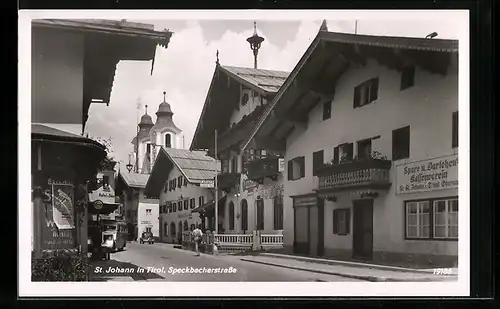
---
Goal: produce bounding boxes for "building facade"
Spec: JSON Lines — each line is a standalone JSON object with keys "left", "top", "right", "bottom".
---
{"left": 190, "top": 25, "right": 289, "bottom": 235}
{"left": 243, "top": 28, "right": 459, "bottom": 266}
{"left": 30, "top": 19, "right": 171, "bottom": 258}
{"left": 145, "top": 147, "right": 220, "bottom": 243}
{"left": 137, "top": 200, "right": 160, "bottom": 239}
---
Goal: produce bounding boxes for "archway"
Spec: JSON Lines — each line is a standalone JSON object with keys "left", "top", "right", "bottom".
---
{"left": 170, "top": 222, "right": 176, "bottom": 237}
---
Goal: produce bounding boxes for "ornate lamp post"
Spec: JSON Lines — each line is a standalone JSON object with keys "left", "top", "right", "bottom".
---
{"left": 246, "top": 21, "right": 264, "bottom": 69}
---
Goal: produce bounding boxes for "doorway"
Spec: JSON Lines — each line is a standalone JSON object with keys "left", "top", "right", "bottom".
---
{"left": 352, "top": 199, "right": 374, "bottom": 260}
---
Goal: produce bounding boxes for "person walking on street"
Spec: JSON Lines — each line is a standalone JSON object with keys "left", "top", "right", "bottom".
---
{"left": 192, "top": 225, "right": 203, "bottom": 256}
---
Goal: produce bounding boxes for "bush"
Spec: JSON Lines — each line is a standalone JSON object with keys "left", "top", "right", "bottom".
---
{"left": 32, "top": 252, "right": 90, "bottom": 281}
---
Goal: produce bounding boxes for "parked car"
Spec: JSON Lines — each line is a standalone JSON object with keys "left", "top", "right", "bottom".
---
{"left": 139, "top": 231, "right": 154, "bottom": 244}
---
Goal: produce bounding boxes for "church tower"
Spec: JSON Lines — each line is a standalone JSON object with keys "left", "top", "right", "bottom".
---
{"left": 151, "top": 91, "right": 182, "bottom": 146}
{"left": 131, "top": 105, "right": 154, "bottom": 174}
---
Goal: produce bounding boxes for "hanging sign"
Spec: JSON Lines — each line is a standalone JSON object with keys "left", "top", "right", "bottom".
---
{"left": 94, "top": 200, "right": 103, "bottom": 210}
{"left": 200, "top": 180, "right": 215, "bottom": 188}
{"left": 278, "top": 158, "right": 285, "bottom": 172}
{"left": 51, "top": 183, "right": 75, "bottom": 230}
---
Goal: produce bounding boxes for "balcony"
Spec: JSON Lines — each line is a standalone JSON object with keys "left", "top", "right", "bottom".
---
{"left": 246, "top": 156, "right": 283, "bottom": 182}
{"left": 217, "top": 172, "right": 241, "bottom": 193}
{"left": 315, "top": 159, "right": 392, "bottom": 193}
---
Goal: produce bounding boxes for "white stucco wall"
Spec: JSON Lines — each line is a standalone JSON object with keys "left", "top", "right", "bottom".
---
{"left": 137, "top": 201, "right": 159, "bottom": 238}
{"left": 32, "top": 27, "right": 84, "bottom": 126}
{"left": 284, "top": 58, "right": 458, "bottom": 256}
{"left": 158, "top": 164, "right": 213, "bottom": 242}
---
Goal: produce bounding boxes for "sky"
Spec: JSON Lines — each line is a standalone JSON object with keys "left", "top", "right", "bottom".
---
{"left": 83, "top": 17, "right": 460, "bottom": 169}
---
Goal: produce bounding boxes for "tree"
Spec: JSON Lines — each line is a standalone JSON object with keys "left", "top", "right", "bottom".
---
{"left": 85, "top": 134, "right": 114, "bottom": 160}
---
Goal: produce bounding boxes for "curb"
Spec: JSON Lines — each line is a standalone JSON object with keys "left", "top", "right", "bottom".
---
{"left": 240, "top": 258, "right": 455, "bottom": 282}
{"left": 260, "top": 253, "right": 456, "bottom": 275}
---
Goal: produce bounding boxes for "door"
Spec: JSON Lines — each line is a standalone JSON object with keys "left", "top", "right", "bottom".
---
{"left": 293, "top": 206, "right": 309, "bottom": 255}
{"left": 317, "top": 198, "right": 325, "bottom": 256}
{"left": 352, "top": 199, "right": 374, "bottom": 259}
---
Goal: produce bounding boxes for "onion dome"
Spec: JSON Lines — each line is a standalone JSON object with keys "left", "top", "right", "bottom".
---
{"left": 139, "top": 105, "right": 154, "bottom": 128}
{"left": 156, "top": 91, "right": 173, "bottom": 116}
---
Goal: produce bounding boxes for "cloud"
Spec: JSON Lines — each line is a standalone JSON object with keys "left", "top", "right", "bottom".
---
{"left": 84, "top": 18, "right": 458, "bottom": 167}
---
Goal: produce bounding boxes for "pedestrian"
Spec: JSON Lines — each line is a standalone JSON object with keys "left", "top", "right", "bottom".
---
{"left": 192, "top": 225, "right": 203, "bottom": 256}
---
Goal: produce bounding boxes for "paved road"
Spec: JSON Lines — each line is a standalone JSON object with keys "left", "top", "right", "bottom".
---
{"left": 91, "top": 242, "right": 365, "bottom": 282}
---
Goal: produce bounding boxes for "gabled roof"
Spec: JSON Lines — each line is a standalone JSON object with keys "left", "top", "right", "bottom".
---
{"left": 145, "top": 147, "right": 221, "bottom": 198}
{"left": 31, "top": 19, "right": 172, "bottom": 48}
{"left": 220, "top": 66, "right": 289, "bottom": 94}
{"left": 119, "top": 171, "right": 150, "bottom": 189}
{"left": 241, "top": 30, "right": 459, "bottom": 151}
{"left": 190, "top": 64, "right": 289, "bottom": 151}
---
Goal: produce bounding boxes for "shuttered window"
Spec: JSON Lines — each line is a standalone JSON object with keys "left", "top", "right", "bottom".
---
{"left": 333, "top": 209, "right": 350, "bottom": 235}
{"left": 312, "top": 150, "right": 324, "bottom": 176}
{"left": 354, "top": 78, "right": 379, "bottom": 108}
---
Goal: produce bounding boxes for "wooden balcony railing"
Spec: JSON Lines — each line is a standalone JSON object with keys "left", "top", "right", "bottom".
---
{"left": 316, "top": 159, "right": 392, "bottom": 192}
{"left": 246, "top": 156, "right": 283, "bottom": 181}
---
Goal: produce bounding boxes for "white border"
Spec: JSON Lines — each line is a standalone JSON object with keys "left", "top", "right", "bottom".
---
{"left": 18, "top": 9, "right": 470, "bottom": 297}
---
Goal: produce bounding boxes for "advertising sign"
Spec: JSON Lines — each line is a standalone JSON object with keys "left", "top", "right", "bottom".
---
{"left": 200, "top": 179, "right": 215, "bottom": 188}
{"left": 278, "top": 158, "right": 285, "bottom": 172}
{"left": 396, "top": 154, "right": 458, "bottom": 195}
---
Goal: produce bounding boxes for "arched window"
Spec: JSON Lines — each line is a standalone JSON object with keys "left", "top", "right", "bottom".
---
{"left": 183, "top": 220, "right": 189, "bottom": 231}
{"left": 165, "top": 134, "right": 172, "bottom": 148}
{"left": 241, "top": 199, "right": 248, "bottom": 231}
{"left": 178, "top": 221, "right": 182, "bottom": 235}
{"left": 164, "top": 222, "right": 168, "bottom": 236}
{"left": 170, "top": 222, "right": 176, "bottom": 236}
{"left": 229, "top": 201, "right": 235, "bottom": 230}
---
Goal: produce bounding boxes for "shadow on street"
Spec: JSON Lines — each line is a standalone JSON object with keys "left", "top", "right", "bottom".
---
{"left": 90, "top": 259, "right": 164, "bottom": 281}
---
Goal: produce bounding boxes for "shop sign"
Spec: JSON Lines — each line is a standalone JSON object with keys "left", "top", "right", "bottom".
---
{"left": 94, "top": 200, "right": 103, "bottom": 210}
{"left": 396, "top": 154, "right": 458, "bottom": 195}
{"left": 200, "top": 180, "right": 215, "bottom": 188}
{"left": 140, "top": 220, "right": 151, "bottom": 225}
{"left": 293, "top": 196, "right": 317, "bottom": 208}
{"left": 278, "top": 158, "right": 285, "bottom": 172}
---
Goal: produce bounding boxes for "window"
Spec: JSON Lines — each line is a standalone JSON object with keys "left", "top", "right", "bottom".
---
{"left": 256, "top": 199, "right": 264, "bottom": 230}
{"left": 405, "top": 198, "right": 458, "bottom": 240}
{"left": 339, "top": 143, "right": 354, "bottom": 162}
{"left": 102, "top": 175, "right": 110, "bottom": 191}
{"left": 165, "top": 134, "right": 172, "bottom": 148}
{"left": 241, "top": 199, "right": 248, "bottom": 231}
{"left": 333, "top": 209, "right": 350, "bottom": 235}
{"left": 231, "top": 157, "right": 238, "bottom": 173}
{"left": 392, "top": 126, "right": 410, "bottom": 160}
{"left": 433, "top": 199, "right": 459, "bottom": 239}
{"left": 241, "top": 92, "right": 249, "bottom": 106}
{"left": 164, "top": 182, "right": 168, "bottom": 193}
{"left": 452, "top": 111, "right": 458, "bottom": 148}
{"left": 184, "top": 177, "right": 188, "bottom": 186}
{"left": 168, "top": 203, "right": 172, "bottom": 213}
{"left": 178, "top": 176, "right": 182, "bottom": 188}
{"left": 146, "top": 227, "right": 152, "bottom": 233}
{"left": 312, "top": 150, "right": 324, "bottom": 176}
{"left": 287, "top": 156, "right": 305, "bottom": 181}
{"left": 173, "top": 202, "right": 177, "bottom": 212}
{"left": 190, "top": 198, "right": 195, "bottom": 209}
{"left": 354, "top": 78, "right": 379, "bottom": 108}
{"left": 190, "top": 224, "right": 195, "bottom": 231}
{"left": 173, "top": 178, "right": 177, "bottom": 189}
{"left": 164, "top": 223, "right": 168, "bottom": 236}
{"left": 357, "top": 139, "right": 372, "bottom": 160}
{"left": 199, "top": 196, "right": 205, "bottom": 207}
{"left": 273, "top": 195, "right": 284, "bottom": 230}
{"left": 184, "top": 200, "right": 189, "bottom": 210}
{"left": 146, "top": 209, "right": 152, "bottom": 215}
{"left": 400, "top": 65, "right": 415, "bottom": 90}
{"left": 405, "top": 201, "right": 430, "bottom": 238}
{"left": 322, "top": 101, "right": 331, "bottom": 120}
{"left": 229, "top": 202, "right": 235, "bottom": 230}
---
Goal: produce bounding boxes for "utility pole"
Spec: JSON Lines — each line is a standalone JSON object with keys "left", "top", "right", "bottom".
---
{"left": 214, "top": 129, "right": 218, "bottom": 234}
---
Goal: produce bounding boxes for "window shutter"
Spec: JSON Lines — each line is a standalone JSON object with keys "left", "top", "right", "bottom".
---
{"left": 300, "top": 156, "right": 306, "bottom": 178}
{"left": 346, "top": 143, "right": 354, "bottom": 160}
{"left": 333, "top": 146, "right": 339, "bottom": 164}
{"left": 353, "top": 86, "right": 360, "bottom": 108}
{"left": 184, "top": 178, "right": 188, "bottom": 186}
{"left": 287, "top": 160, "right": 293, "bottom": 180}
{"left": 333, "top": 209, "right": 338, "bottom": 234}
{"left": 345, "top": 209, "right": 351, "bottom": 234}
{"left": 313, "top": 151, "right": 324, "bottom": 176}
{"left": 452, "top": 111, "right": 458, "bottom": 148}
{"left": 370, "top": 78, "right": 379, "bottom": 101}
